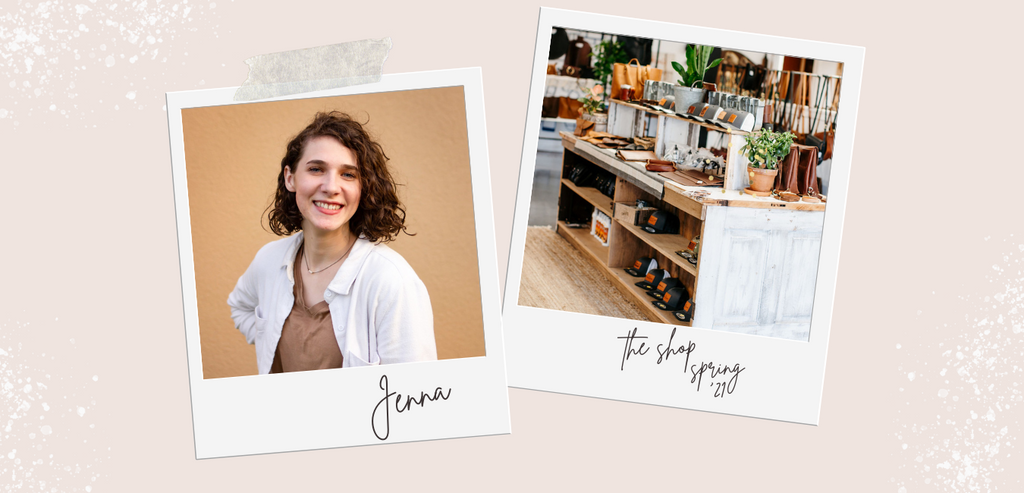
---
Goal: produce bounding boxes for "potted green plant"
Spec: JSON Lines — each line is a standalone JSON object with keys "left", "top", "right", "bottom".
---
{"left": 671, "top": 45, "right": 722, "bottom": 112}
{"left": 741, "top": 128, "right": 796, "bottom": 192}
{"left": 591, "top": 40, "right": 627, "bottom": 98}
{"left": 577, "top": 84, "right": 608, "bottom": 132}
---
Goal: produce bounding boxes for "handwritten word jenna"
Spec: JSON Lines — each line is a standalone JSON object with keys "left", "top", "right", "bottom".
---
{"left": 371, "top": 375, "right": 452, "bottom": 441}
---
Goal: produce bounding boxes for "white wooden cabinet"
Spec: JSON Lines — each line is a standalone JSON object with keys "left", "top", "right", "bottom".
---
{"left": 693, "top": 205, "right": 823, "bottom": 341}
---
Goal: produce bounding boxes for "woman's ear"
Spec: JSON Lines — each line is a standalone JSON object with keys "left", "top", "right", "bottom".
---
{"left": 283, "top": 165, "right": 295, "bottom": 192}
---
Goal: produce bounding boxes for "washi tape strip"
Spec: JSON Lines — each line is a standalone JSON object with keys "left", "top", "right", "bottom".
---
{"left": 233, "top": 38, "right": 392, "bottom": 101}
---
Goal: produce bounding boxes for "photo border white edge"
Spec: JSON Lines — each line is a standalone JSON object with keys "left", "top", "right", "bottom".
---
{"left": 167, "top": 68, "right": 510, "bottom": 458}
{"left": 502, "top": 8, "right": 865, "bottom": 425}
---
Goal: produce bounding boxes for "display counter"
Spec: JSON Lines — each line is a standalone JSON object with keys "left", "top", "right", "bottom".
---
{"left": 555, "top": 132, "right": 824, "bottom": 341}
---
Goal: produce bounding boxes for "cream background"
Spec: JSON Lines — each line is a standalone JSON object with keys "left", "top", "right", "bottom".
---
{"left": 0, "top": 1, "right": 1022, "bottom": 492}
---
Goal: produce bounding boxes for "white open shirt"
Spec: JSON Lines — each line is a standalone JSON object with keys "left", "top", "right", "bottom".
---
{"left": 227, "top": 232, "right": 437, "bottom": 374}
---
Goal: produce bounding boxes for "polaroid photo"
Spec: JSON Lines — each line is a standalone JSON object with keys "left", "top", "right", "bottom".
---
{"left": 503, "top": 8, "right": 864, "bottom": 424}
{"left": 167, "top": 68, "right": 509, "bottom": 458}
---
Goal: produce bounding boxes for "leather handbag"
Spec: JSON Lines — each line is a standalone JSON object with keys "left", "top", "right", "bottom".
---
{"left": 797, "top": 145, "right": 820, "bottom": 197}
{"left": 561, "top": 65, "right": 582, "bottom": 78}
{"left": 645, "top": 160, "right": 675, "bottom": 172}
{"left": 805, "top": 133, "right": 826, "bottom": 155}
{"left": 611, "top": 59, "right": 663, "bottom": 100}
{"left": 542, "top": 97, "right": 560, "bottom": 118}
{"left": 615, "top": 149, "right": 659, "bottom": 162}
{"left": 558, "top": 97, "right": 583, "bottom": 119}
{"left": 806, "top": 128, "right": 836, "bottom": 162}
{"left": 775, "top": 147, "right": 799, "bottom": 194}
{"left": 562, "top": 37, "right": 592, "bottom": 79}
{"left": 774, "top": 144, "right": 819, "bottom": 197}
{"left": 574, "top": 117, "right": 595, "bottom": 137}
{"left": 741, "top": 64, "right": 766, "bottom": 92}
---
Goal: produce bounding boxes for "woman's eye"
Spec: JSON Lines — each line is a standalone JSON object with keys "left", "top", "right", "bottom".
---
{"left": 308, "top": 166, "right": 322, "bottom": 173}
{"left": 342, "top": 171, "right": 357, "bottom": 179}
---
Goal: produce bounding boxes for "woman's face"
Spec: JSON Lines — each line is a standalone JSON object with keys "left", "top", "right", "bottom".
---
{"left": 284, "top": 136, "right": 362, "bottom": 236}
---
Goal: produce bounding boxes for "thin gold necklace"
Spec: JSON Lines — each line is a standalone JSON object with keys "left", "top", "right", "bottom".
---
{"left": 303, "top": 238, "right": 356, "bottom": 274}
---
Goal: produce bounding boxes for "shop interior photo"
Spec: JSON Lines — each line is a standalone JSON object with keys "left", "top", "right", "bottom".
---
{"left": 520, "top": 27, "right": 843, "bottom": 341}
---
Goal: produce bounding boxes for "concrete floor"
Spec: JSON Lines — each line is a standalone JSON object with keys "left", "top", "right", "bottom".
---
{"left": 526, "top": 151, "right": 563, "bottom": 228}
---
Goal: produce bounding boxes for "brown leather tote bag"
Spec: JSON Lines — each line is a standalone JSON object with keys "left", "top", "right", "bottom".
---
{"left": 774, "top": 144, "right": 800, "bottom": 194}
{"left": 797, "top": 145, "right": 819, "bottom": 196}
{"left": 774, "top": 144, "right": 819, "bottom": 196}
{"left": 558, "top": 97, "right": 583, "bottom": 119}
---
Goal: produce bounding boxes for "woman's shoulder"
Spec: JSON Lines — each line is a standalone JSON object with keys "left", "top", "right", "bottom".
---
{"left": 358, "top": 242, "right": 428, "bottom": 290}
{"left": 362, "top": 242, "right": 418, "bottom": 277}
{"left": 357, "top": 242, "right": 429, "bottom": 301}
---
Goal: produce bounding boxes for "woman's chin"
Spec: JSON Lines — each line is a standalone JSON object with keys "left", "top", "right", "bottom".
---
{"left": 304, "top": 219, "right": 352, "bottom": 236}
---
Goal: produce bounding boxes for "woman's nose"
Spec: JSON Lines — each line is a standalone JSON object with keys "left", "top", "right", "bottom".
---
{"left": 321, "top": 173, "right": 342, "bottom": 193}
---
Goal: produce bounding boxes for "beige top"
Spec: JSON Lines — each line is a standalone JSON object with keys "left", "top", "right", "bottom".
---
{"left": 270, "top": 245, "right": 344, "bottom": 373}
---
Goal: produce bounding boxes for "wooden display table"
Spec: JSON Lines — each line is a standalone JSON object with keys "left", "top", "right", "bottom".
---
{"left": 555, "top": 132, "right": 823, "bottom": 340}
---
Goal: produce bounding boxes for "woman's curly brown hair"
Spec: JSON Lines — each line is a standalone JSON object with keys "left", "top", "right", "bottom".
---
{"left": 267, "top": 111, "right": 410, "bottom": 243}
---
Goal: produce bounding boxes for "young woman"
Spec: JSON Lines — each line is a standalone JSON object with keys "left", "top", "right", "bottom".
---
{"left": 228, "top": 111, "right": 436, "bottom": 374}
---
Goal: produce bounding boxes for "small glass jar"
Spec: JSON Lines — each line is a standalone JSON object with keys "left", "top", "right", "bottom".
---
{"left": 663, "top": 144, "right": 680, "bottom": 164}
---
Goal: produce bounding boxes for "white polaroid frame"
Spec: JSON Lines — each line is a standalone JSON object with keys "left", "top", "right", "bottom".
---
{"left": 167, "top": 68, "right": 509, "bottom": 458}
{"left": 503, "top": 9, "right": 864, "bottom": 424}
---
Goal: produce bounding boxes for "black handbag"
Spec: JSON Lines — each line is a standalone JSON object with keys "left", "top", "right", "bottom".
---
{"left": 741, "top": 64, "right": 765, "bottom": 92}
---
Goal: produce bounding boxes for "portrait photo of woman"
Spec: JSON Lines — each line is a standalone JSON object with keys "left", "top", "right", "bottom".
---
{"left": 227, "top": 112, "right": 437, "bottom": 374}
{"left": 180, "top": 86, "right": 486, "bottom": 379}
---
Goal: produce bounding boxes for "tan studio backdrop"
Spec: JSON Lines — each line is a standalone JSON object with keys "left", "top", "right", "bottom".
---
{"left": 180, "top": 86, "right": 485, "bottom": 379}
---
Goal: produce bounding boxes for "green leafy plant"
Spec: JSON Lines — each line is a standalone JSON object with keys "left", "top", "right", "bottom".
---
{"left": 671, "top": 45, "right": 722, "bottom": 88}
{"left": 577, "top": 84, "right": 606, "bottom": 115}
{"left": 742, "top": 128, "right": 796, "bottom": 170}
{"left": 592, "top": 40, "right": 628, "bottom": 91}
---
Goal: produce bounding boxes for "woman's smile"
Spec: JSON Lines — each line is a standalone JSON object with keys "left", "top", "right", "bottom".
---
{"left": 313, "top": 200, "right": 343, "bottom": 213}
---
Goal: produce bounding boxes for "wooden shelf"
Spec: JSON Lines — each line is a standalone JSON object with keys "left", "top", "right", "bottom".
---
{"left": 556, "top": 221, "right": 689, "bottom": 326}
{"left": 609, "top": 99, "right": 751, "bottom": 136}
{"left": 662, "top": 180, "right": 827, "bottom": 212}
{"left": 615, "top": 218, "right": 698, "bottom": 277}
{"left": 556, "top": 220, "right": 608, "bottom": 266}
{"left": 542, "top": 117, "right": 578, "bottom": 124}
{"left": 571, "top": 141, "right": 664, "bottom": 197}
{"left": 561, "top": 178, "right": 613, "bottom": 216}
{"left": 610, "top": 268, "right": 690, "bottom": 326}
{"left": 610, "top": 98, "right": 665, "bottom": 115}
{"left": 661, "top": 182, "right": 706, "bottom": 220}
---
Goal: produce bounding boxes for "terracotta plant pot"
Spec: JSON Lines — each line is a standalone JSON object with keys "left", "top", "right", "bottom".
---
{"left": 747, "top": 166, "right": 778, "bottom": 192}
